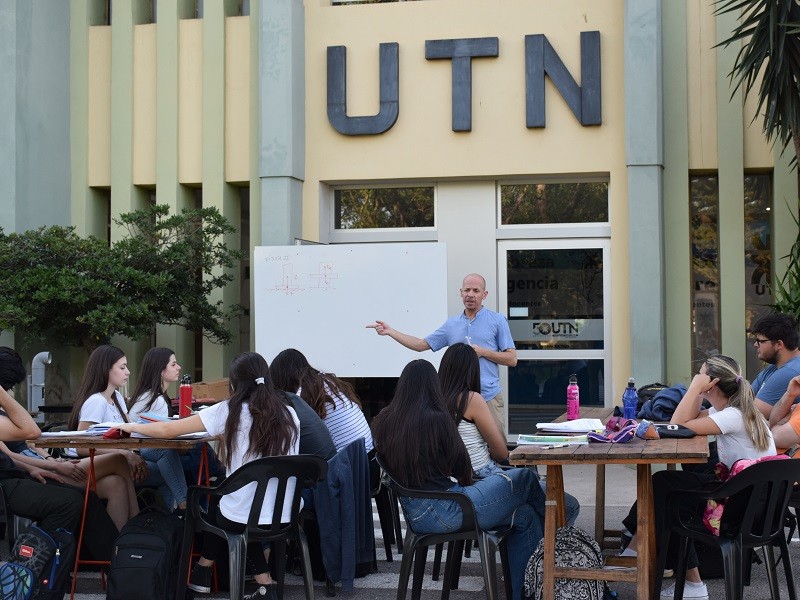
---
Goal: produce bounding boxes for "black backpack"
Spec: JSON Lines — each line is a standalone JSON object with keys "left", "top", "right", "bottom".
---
{"left": 8, "top": 525, "right": 76, "bottom": 600}
{"left": 635, "top": 382, "right": 668, "bottom": 415}
{"left": 106, "top": 507, "right": 184, "bottom": 600}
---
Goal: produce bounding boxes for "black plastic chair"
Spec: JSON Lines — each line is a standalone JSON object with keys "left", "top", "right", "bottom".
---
{"left": 655, "top": 459, "right": 800, "bottom": 600}
{"left": 175, "top": 454, "right": 328, "bottom": 600}
{"left": 371, "top": 454, "right": 404, "bottom": 563}
{"left": 376, "top": 456, "right": 512, "bottom": 600}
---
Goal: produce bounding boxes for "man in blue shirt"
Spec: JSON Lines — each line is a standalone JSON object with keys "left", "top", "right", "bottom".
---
{"left": 368, "top": 273, "right": 517, "bottom": 437}
{"left": 749, "top": 313, "right": 800, "bottom": 419}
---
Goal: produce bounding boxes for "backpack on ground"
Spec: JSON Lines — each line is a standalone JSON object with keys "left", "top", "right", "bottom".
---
{"left": 6, "top": 525, "right": 76, "bottom": 600}
{"left": 524, "top": 525, "right": 605, "bottom": 600}
{"left": 106, "top": 506, "right": 184, "bottom": 600}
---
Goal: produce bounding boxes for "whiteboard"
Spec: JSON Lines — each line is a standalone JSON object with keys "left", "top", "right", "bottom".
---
{"left": 253, "top": 243, "right": 448, "bottom": 377}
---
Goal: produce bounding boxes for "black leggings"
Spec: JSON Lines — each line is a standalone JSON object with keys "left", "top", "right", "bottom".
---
{"left": 622, "top": 469, "right": 718, "bottom": 571}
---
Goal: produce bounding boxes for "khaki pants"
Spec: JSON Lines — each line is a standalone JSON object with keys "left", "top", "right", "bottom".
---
{"left": 486, "top": 392, "right": 506, "bottom": 440}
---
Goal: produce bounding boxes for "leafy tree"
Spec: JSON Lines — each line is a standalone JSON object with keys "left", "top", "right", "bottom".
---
{"left": 716, "top": 0, "right": 800, "bottom": 165}
{"left": 716, "top": 1, "right": 800, "bottom": 319}
{"left": 0, "top": 205, "right": 243, "bottom": 354}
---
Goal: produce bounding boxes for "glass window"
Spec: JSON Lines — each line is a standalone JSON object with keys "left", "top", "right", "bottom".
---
{"left": 690, "top": 175, "right": 720, "bottom": 365}
{"left": 506, "top": 248, "right": 604, "bottom": 351}
{"left": 334, "top": 187, "right": 434, "bottom": 229}
{"left": 744, "top": 173, "right": 773, "bottom": 379}
{"left": 508, "top": 359, "right": 605, "bottom": 434}
{"left": 500, "top": 182, "right": 608, "bottom": 225}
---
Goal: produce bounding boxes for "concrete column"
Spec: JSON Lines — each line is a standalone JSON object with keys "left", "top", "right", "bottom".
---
{"left": 259, "top": 0, "right": 305, "bottom": 246}
{"left": 624, "top": 0, "right": 665, "bottom": 384}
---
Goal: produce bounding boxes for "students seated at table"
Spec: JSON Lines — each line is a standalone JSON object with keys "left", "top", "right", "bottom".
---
{"left": 621, "top": 355, "right": 775, "bottom": 600}
{"left": 766, "top": 374, "right": 800, "bottom": 451}
{"left": 0, "top": 346, "right": 138, "bottom": 529}
{"left": 749, "top": 313, "right": 800, "bottom": 419}
{"left": 67, "top": 345, "right": 187, "bottom": 512}
{"left": 0, "top": 351, "right": 119, "bottom": 560}
{"left": 372, "top": 359, "right": 548, "bottom": 600}
{"left": 438, "top": 343, "right": 581, "bottom": 525}
{"left": 128, "top": 347, "right": 224, "bottom": 487}
{"left": 117, "top": 352, "right": 299, "bottom": 600}
{"left": 270, "top": 348, "right": 373, "bottom": 454}
{"left": 127, "top": 347, "right": 192, "bottom": 511}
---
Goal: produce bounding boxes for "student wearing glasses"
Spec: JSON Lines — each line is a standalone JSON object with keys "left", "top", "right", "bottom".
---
{"left": 748, "top": 313, "right": 800, "bottom": 419}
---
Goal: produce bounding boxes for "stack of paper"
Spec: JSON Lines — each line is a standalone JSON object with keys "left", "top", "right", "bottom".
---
{"left": 517, "top": 434, "right": 588, "bottom": 445}
{"left": 85, "top": 422, "right": 122, "bottom": 435}
{"left": 535, "top": 418, "right": 604, "bottom": 434}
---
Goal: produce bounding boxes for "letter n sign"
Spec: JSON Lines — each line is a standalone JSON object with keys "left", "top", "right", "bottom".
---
{"left": 526, "top": 31, "right": 601, "bottom": 127}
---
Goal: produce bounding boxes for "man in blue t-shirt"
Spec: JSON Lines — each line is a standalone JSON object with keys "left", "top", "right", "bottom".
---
{"left": 749, "top": 313, "right": 800, "bottom": 419}
{"left": 368, "top": 273, "right": 517, "bottom": 437}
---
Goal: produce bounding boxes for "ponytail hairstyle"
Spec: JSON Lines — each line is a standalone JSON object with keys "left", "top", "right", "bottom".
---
{"left": 129, "top": 347, "right": 175, "bottom": 413}
{"left": 371, "top": 359, "right": 472, "bottom": 488}
{"left": 438, "top": 343, "right": 481, "bottom": 424}
{"left": 270, "top": 348, "right": 361, "bottom": 419}
{"left": 221, "top": 352, "right": 298, "bottom": 470}
{"left": 69, "top": 345, "right": 128, "bottom": 430}
{"left": 704, "top": 354, "right": 772, "bottom": 452}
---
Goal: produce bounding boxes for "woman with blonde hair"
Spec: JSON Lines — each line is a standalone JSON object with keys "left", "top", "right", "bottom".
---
{"left": 622, "top": 354, "right": 775, "bottom": 599}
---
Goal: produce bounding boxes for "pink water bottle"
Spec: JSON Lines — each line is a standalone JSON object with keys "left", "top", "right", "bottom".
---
{"left": 566, "top": 374, "right": 580, "bottom": 420}
{"left": 179, "top": 375, "right": 193, "bottom": 418}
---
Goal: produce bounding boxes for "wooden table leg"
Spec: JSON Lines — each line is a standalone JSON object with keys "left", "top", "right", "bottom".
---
{"left": 595, "top": 464, "right": 606, "bottom": 545}
{"left": 543, "top": 465, "right": 565, "bottom": 600}
{"left": 635, "top": 464, "right": 656, "bottom": 600}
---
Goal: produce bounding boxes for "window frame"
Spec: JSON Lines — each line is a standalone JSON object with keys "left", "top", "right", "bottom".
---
{"left": 496, "top": 175, "right": 611, "bottom": 239}
{"left": 327, "top": 182, "right": 438, "bottom": 244}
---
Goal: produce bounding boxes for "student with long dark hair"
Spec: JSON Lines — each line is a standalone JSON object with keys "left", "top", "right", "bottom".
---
{"left": 68, "top": 344, "right": 186, "bottom": 513}
{"left": 622, "top": 355, "right": 775, "bottom": 599}
{"left": 270, "top": 348, "right": 372, "bottom": 453}
{"left": 438, "top": 343, "right": 581, "bottom": 526}
{"left": 372, "top": 359, "right": 547, "bottom": 600}
{"left": 128, "top": 347, "right": 189, "bottom": 512}
{"left": 118, "top": 352, "right": 300, "bottom": 600}
{"left": 0, "top": 346, "right": 138, "bottom": 530}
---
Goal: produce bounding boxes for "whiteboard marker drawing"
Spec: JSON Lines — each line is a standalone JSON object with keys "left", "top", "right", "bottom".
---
{"left": 266, "top": 262, "right": 302, "bottom": 295}
{"left": 309, "top": 262, "right": 338, "bottom": 290}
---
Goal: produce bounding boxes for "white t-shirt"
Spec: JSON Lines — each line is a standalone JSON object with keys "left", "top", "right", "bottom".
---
{"left": 66, "top": 391, "right": 128, "bottom": 457}
{"left": 129, "top": 393, "right": 170, "bottom": 421}
{"left": 79, "top": 391, "right": 128, "bottom": 424}
{"left": 708, "top": 406, "right": 776, "bottom": 468}
{"left": 198, "top": 400, "right": 300, "bottom": 524}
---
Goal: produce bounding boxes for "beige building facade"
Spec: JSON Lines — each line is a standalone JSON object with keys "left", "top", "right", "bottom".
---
{"left": 1, "top": 0, "right": 796, "bottom": 432}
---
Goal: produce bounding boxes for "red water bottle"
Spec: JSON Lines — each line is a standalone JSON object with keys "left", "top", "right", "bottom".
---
{"left": 179, "top": 375, "right": 193, "bottom": 418}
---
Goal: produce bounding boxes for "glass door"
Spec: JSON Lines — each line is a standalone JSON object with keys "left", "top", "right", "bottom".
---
{"left": 498, "top": 239, "right": 612, "bottom": 436}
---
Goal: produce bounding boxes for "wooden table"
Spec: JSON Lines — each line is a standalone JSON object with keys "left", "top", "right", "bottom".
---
{"left": 33, "top": 434, "right": 214, "bottom": 600}
{"left": 510, "top": 417, "right": 708, "bottom": 600}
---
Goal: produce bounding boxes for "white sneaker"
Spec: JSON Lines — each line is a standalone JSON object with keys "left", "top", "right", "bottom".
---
{"left": 660, "top": 581, "right": 709, "bottom": 599}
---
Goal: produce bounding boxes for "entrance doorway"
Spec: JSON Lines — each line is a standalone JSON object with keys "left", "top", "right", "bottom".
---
{"left": 498, "top": 239, "right": 611, "bottom": 435}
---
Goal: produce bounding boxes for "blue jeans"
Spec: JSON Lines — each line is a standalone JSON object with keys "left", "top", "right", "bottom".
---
{"left": 475, "top": 461, "right": 580, "bottom": 527}
{"left": 399, "top": 468, "right": 545, "bottom": 600}
{"left": 139, "top": 447, "right": 188, "bottom": 509}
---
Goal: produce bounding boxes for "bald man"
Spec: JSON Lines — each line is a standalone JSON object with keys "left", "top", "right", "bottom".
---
{"left": 368, "top": 273, "right": 517, "bottom": 438}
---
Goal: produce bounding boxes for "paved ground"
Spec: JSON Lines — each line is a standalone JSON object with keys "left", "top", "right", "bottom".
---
{"left": 54, "top": 463, "right": 796, "bottom": 598}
